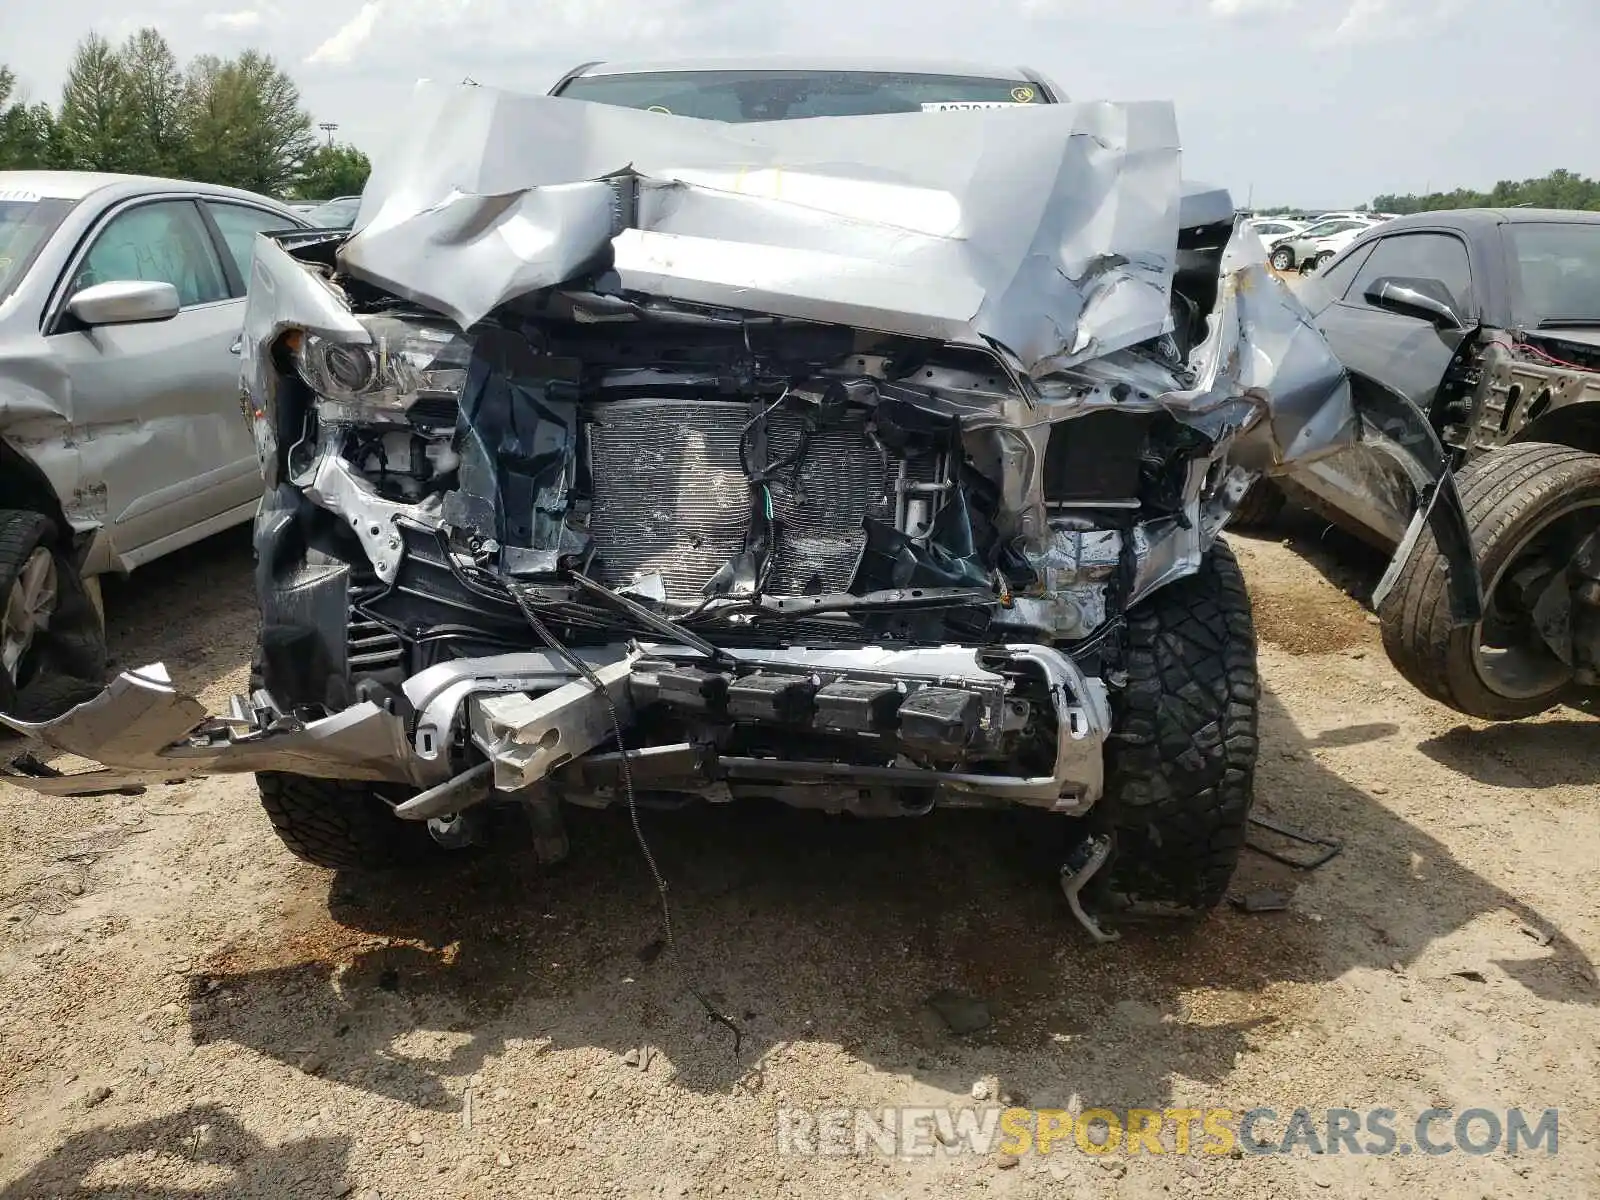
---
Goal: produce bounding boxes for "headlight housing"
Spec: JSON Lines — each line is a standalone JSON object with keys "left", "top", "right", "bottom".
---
{"left": 295, "top": 314, "right": 470, "bottom": 424}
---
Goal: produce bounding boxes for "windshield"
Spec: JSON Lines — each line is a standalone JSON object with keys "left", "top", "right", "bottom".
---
{"left": 0, "top": 195, "right": 75, "bottom": 303}
{"left": 557, "top": 69, "right": 1047, "bottom": 121}
{"left": 1509, "top": 222, "right": 1600, "bottom": 325}
{"left": 306, "top": 197, "right": 361, "bottom": 229}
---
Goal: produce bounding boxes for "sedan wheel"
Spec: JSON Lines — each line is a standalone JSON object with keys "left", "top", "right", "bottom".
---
{"left": 1270, "top": 247, "right": 1295, "bottom": 272}
{"left": 1, "top": 547, "right": 57, "bottom": 681}
{"left": 0, "top": 509, "right": 106, "bottom": 719}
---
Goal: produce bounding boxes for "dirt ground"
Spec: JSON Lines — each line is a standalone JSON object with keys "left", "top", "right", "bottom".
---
{"left": 1, "top": 513, "right": 1597, "bottom": 1199}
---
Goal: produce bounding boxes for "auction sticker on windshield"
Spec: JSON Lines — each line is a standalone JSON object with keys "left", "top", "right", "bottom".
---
{"left": 920, "top": 101, "right": 1027, "bottom": 111}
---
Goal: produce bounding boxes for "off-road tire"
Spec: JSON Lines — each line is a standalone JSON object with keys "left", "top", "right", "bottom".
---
{"left": 0, "top": 509, "right": 106, "bottom": 718}
{"left": 1269, "top": 246, "right": 1295, "bottom": 272}
{"left": 1229, "top": 479, "right": 1287, "bottom": 531}
{"left": 1379, "top": 441, "right": 1600, "bottom": 720}
{"left": 256, "top": 771, "right": 440, "bottom": 871}
{"left": 1099, "top": 541, "right": 1259, "bottom": 915}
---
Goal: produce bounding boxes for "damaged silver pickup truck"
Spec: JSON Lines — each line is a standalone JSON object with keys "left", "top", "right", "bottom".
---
{"left": 0, "top": 65, "right": 1483, "bottom": 930}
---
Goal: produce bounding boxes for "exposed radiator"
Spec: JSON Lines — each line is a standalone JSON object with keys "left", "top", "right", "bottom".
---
{"left": 586, "top": 397, "right": 934, "bottom": 602}
{"left": 587, "top": 399, "right": 751, "bottom": 600}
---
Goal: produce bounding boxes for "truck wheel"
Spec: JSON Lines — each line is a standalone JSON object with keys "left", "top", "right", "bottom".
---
{"left": 1099, "top": 541, "right": 1259, "bottom": 915}
{"left": 1379, "top": 442, "right": 1600, "bottom": 720}
{"left": 0, "top": 509, "right": 105, "bottom": 718}
{"left": 256, "top": 772, "right": 441, "bottom": 871}
{"left": 1229, "top": 479, "right": 1287, "bottom": 531}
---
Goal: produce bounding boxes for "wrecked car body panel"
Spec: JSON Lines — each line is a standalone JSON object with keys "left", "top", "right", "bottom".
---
{"left": 2, "top": 85, "right": 1480, "bottom": 806}
{"left": 343, "top": 86, "right": 1182, "bottom": 371}
{"left": 0, "top": 341, "right": 253, "bottom": 577}
{"left": 0, "top": 174, "right": 310, "bottom": 580}
{"left": 3, "top": 642, "right": 1112, "bottom": 809}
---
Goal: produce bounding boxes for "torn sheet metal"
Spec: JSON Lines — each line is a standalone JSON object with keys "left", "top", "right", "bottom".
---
{"left": 0, "top": 663, "right": 418, "bottom": 787}
{"left": 341, "top": 82, "right": 1182, "bottom": 375}
{"left": 239, "top": 230, "right": 371, "bottom": 489}
{"left": 268, "top": 81, "right": 1382, "bottom": 562}
{"left": 252, "top": 83, "right": 1475, "bottom": 637}
{"left": 1, "top": 642, "right": 1112, "bottom": 809}
{"left": 1, "top": 75, "right": 1491, "bottom": 814}
{"left": 1151, "top": 228, "right": 1359, "bottom": 473}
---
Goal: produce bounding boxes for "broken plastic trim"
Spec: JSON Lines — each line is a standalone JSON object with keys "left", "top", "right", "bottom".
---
{"left": 1353, "top": 379, "right": 1484, "bottom": 623}
{"left": 0, "top": 643, "right": 1111, "bottom": 806}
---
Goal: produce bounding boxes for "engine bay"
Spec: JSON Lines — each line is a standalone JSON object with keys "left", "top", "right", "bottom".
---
{"left": 254, "top": 224, "right": 1237, "bottom": 723}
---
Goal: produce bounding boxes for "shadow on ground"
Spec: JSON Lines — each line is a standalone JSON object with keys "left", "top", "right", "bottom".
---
{"left": 1237, "top": 503, "right": 1600, "bottom": 782}
{"left": 0, "top": 1105, "right": 349, "bottom": 1199}
{"left": 98, "top": 525, "right": 257, "bottom": 698}
{"left": 1231, "top": 504, "right": 1390, "bottom": 608}
{"left": 1418, "top": 718, "right": 1600, "bottom": 788}
{"left": 11, "top": 525, "right": 1595, "bottom": 1192}
{"left": 183, "top": 686, "right": 1596, "bottom": 1115}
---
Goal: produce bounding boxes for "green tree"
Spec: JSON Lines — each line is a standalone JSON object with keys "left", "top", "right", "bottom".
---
{"left": 1374, "top": 169, "right": 1600, "bottom": 214}
{"left": 181, "top": 54, "right": 232, "bottom": 178}
{"left": 183, "top": 50, "right": 314, "bottom": 195}
{"left": 56, "top": 34, "right": 138, "bottom": 171}
{"left": 296, "top": 143, "right": 370, "bottom": 199}
{"left": 0, "top": 66, "right": 61, "bottom": 169}
{"left": 118, "top": 28, "right": 187, "bottom": 177}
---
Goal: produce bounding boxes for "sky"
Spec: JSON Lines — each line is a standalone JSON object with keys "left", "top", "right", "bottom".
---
{"left": 6, "top": 0, "right": 1597, "bottom": 208}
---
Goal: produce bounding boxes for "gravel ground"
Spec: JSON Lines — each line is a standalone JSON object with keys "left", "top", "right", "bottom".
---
{"left": 1, "top": 514, "right": 1597, "bottom": 1199}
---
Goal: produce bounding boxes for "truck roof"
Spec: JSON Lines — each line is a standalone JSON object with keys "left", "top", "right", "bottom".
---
{"left": 554, "top": 56, "right": 1064, "bottom": 100}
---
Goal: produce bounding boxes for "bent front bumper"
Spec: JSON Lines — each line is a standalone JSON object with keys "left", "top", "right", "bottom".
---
{"left": 0, "top": 643, "right": 1113, "bottom": 813}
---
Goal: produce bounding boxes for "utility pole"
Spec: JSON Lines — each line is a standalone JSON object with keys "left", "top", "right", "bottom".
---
{"left": 318, "top": 122, "right": 339, "bottom": 149}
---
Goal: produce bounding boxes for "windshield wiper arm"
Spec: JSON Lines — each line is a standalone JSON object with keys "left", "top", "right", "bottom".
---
{"left": 1535, "top": 317, "right": 1600, "bottom": 329}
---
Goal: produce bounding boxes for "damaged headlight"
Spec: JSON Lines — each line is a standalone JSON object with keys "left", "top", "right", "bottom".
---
{"left": 296, "top": 314, "right": 470, "bottom": 424}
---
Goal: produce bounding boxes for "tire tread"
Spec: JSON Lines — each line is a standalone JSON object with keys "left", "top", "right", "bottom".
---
{"left": 256, "top": 771, "right": 436, "bottom": 871}
{"left": 1102, "top": 541, "right": 1260, "bottom": 913}
{"left": 1379, "top": 442, "right": 1600, "bottom": 719}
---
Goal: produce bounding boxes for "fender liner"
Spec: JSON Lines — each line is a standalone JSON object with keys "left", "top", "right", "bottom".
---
{"left": 1350, "top": 376, "right": 1483, "bottom": 626}
{"left": 0, "top": 439, "right": 75, "bottom": 554}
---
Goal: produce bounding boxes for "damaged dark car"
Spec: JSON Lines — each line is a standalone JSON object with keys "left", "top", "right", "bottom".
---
{"left": 1250, "top": 209, "right": 1600, "bottom": 720}
{"left": 0, "top": 62, "right": 1484, "bottom": 935}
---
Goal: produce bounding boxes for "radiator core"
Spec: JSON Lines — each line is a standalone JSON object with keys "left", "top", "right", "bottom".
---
{"left": 586, "top": 397, "right": 921, "bottom": 601}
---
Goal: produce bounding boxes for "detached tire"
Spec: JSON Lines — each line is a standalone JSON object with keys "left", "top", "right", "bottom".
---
{"left": 256, "top": 772, "right": 440, "bottom": 871}
{"left": 1100, "top": 541, "right": 1259, "bottom": 915}
{"left": 1379, "top": 442, "right": 1600, "bottom": 720}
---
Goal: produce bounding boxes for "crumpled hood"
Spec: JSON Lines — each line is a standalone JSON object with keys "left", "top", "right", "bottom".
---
{"left": 336, "top": 82, "right": 1184, "bottom": 378}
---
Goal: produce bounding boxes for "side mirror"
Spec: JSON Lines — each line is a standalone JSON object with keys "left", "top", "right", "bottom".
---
{"left": 1364, "top": 277, "right": 1462, "bottom": 329}
{"left": 68, "top": 280, "right": 181, "bottom": 327}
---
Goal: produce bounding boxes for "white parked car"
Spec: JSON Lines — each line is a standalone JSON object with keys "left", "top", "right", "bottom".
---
{"left": 1301, "top": 222, "right": 1388, "bottom": 272}
{"left": 1269, "top": 216, "right": 1384, "bottom": 272}
{"left": 1247, "top": 217, "right": 1306, "bottom": 250}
